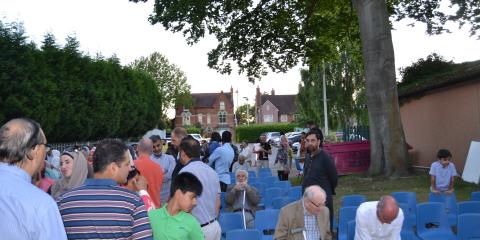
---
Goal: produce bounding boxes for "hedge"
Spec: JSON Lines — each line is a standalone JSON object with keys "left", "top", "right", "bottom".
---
{"left": 235, "top": 123, "right": 299, "bottom": 142}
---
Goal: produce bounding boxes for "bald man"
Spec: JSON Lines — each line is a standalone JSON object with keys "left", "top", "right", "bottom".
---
{"left": 274, "top": 185, "right": 332, "bottom": 240}
{"left": 355, "top": 195, "right": 404, "bottom": 240}
{"left": 134, "top": 137, "right": 164, "bottom": 208}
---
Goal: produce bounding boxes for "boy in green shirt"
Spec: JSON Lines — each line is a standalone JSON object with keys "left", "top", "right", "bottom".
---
{"left": 148, "top": 172, "right": 204, "bottom": 240}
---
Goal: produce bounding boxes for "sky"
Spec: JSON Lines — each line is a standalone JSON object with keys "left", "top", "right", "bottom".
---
{"left": 1, "top": 0, "right": 479, "bottom": 116}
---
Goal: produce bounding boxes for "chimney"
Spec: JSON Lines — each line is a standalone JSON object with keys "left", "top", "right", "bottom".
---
{"left": 271, "top": 88, "right": 275, "bottom": 95}
{"left": 230, "top": 86, "right": 233, "bottom": 95}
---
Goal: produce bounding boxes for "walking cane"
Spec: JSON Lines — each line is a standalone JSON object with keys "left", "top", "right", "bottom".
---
{"left": 242, "top": 189, "right": 247, "bottom": 229}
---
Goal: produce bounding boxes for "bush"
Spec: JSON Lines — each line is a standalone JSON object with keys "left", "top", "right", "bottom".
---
{"left": 185, "top": 126, "right": 201, "bottom": 134}
{"left": 235, "top": 123, "right": 299, "bottom": 142}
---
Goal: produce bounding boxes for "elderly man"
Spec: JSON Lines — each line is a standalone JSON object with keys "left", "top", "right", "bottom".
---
{"left": 179, "top": 136, "right": 221, "bottom": 240}
{"left": 150, "top": 135, "right": 176, "bottom": 206}
{"left": 355, "top": 195, "right": 404, "bottom": 240}
{"left": 0, "top": 118, "right": 67, "bottom": 240}
{"left": 225, "top": 169, "right": 260, "bottom": 228}
{"left": 274, "top": 185, "right": 332, "bottom": 240}
{"left": 135, "top": 137, "right": 164, "bottom": 208}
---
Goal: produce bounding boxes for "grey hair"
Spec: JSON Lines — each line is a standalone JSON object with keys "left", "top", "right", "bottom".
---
{"left": 138, "top": 137, "right": 153, "bottom": 155}
{"left": 0, "top": 118, "right": 44, "bottom": 165}
{"left": 236, "top": 169, "right": 249, "bottom": 178}
{"left": 303, "top": 185, "right": 326, "bottom": 200}
{"left": 172, "top": 127, "right": 187, "bottom": 138}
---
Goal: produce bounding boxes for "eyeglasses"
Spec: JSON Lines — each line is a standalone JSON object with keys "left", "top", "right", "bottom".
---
{"left": 310, "top": 199, "right": 325, "bottom": 208}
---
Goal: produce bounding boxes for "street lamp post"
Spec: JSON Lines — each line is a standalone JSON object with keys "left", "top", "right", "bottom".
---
{"left": 243, "top": 97, "right": 249, "bottom": 126}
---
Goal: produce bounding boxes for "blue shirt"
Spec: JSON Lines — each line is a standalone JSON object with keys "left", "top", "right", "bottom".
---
{"left": 208, "top": 142, "right": 234, "bottom": 184}
{"left": 57, "top": 178, "right": 153, "bottom": 239}
{"left": 0, "top": 163, "right": 67, "bottom": 240}
{"left": 180, "top": 159, "right": 221, "bottom": 224}
{"left": 151, "top": 153, "right": 176, "bottom": 205}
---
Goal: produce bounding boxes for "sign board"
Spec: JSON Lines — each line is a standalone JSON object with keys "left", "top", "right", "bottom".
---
{"left": 462, "top": 141, "right": 480, "bottom": 184}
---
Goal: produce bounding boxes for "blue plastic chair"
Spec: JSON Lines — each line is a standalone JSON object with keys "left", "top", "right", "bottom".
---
{"left": 226, "top": 229, "right": 262, "bottom": 240}
{"left": 288, "top": 186, "right": 302, "bottom": 200}
{"left": 416, "top": 202, "right": 456, "bottom": 240}
{"left": 338, "top": 206, "right": 358, "bottom": 240}
{"left": 273, "top": 180, "right": 291, "bottom": 190}
{"left": 264, "top": 187, "right": 283, "bottom": 208}
{"left": 392, "top": 191, "right": 417, "bottom": 226}
{"left": 248, "top": 170, "right": 257, "bottom": 178}
{"left": 230, "top": 172, "right": 237, "bottom": 183}
{"left": 341, "top": 194, "right": 367, "bottom": 207}
{"left": 457, "top": 213, "right": 480, "bottom": 240}
{"left": 457, "top": 201, "right": 480, "bottom": 214}
{"left": 219, "top": 212, "right": 244, "bottom": 238}
{"left": 272, "top": 197, "right": 295, "bottom": 209}
{"left": 347, "top": 220, "right": 356, "bottom": 240}
{"left": 429, "top": 192, "right": 458, "bottom": 226}
{"left": 259, "top": 168, "right": 272, "bottom": 177}
{"left": 254, "top": 209, "right": 280, "bottom": 239}
{"left": 221, "top": 192, "right": 227, "bottom": 212}
{"left": 249, "top": 177, "right": 258, "bottom": 184}
{"left": 263, "top": 176, "right": 278, "bottom": 189}
{"left": 398, "top": 203, "right": 419, "bottom": 240}
{"left": 471, "top": 191, "right": 480, "bottom": 201}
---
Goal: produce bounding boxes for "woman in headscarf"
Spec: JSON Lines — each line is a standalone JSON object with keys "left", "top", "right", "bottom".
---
{"left": 50, "top": 151, "right": 89, "bottom": 200}
{"left": 274, "top": 135, "right": 293, "bottom": 181}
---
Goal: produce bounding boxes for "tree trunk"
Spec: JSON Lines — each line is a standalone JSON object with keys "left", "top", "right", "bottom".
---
{"left": 353, "top": 0, "right": 409, "bottom": 176}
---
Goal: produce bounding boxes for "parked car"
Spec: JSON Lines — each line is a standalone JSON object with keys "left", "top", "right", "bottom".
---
{"left": 287, "top": 133, "right": 303, "bottom": 146}
{"left": 189, "top": 134, "right": 208, "bottom": 143}
{"left": 262, "top": 132, "right": 281, "bottom": 146}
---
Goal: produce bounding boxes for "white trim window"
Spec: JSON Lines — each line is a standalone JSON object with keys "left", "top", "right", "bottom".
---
{"left": 198, "top": 113, "right": 203, "bottom": 124}
{"left": 218, "top": 111, "right": 227, "bottom": 124}
{"left": 280, "top": 114, "right": 288, "bottom": 122}
{"left": 220, "top": 101, "right": 225, "bottom": 111}
{"left": 207, "top": 113, "right": 211, "bottom": 124}
{"left": 263, "top": 114, "right": 273, "bottom": 123}
{"left": 181, "top": 110, "right": 191, "bottom": 126}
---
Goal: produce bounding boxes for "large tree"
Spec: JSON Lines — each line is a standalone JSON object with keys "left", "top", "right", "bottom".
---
{"left": 235, "top": 103, "right": 255, "bottom": 125}
{"left": 132, "top": 0, "right": 479, "bottom": 176}
{"left": 130, "top": 52, "right": 192, "bottom": 128}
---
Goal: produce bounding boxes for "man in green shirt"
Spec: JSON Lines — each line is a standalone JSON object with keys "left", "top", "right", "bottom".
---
{"left": 148, "top": 172, "right": 204, "bottom": 240}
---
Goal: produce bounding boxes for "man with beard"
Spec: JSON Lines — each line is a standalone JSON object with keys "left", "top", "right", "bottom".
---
{"left": 150, "top": 135, "right": 176, "bottom": 206}
{"left": 170, "top": 127, "right": 188, "bottom": 180}
{"left": 302, "top": 127, "right": 338, "bottom": 230}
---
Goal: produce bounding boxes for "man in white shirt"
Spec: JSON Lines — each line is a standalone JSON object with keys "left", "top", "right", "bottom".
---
{"left": 355, "top": 195, "right": 404, "bottom": 240}
{"left": 239, "top": 141, "right": 255, "bottom": 167}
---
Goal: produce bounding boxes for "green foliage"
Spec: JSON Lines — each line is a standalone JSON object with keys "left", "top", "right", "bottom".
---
{"left": 130, "top": 52, "right": 192, "bottom": 120}
{"left": 185, "top": 126, "right": 201, "bottom": 134}
{"left": 0, "top": 21, "right": 162, "bottom": 142}
{"left": 399, "top": 53, "right": 455, "bottom": 84}
{"left": 235, "top": 123, "right": 298, "bottom": 142}
{"left": 235, "top": 104, "right": 255, "bottom": 125}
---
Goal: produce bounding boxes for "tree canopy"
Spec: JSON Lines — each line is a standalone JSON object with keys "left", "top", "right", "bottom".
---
{"left": 399, "top": 53, "right": 455, "bottom": 84}
{"left": 0, "top": 21, "right": 162, "bottom": 142}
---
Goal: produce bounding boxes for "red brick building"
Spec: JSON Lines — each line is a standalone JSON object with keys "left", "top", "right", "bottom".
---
{"left": 255, "top": 87, "right": 297, "bottom": 124}
{"left": 174, "top": 88, "right": 235, "bottom": 138}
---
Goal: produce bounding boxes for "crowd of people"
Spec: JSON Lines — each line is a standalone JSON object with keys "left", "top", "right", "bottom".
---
{"left": 0, "top": 117, "right": 459, "bottom": 240}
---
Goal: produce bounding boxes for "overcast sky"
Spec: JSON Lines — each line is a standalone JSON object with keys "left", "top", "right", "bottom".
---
{"left": 1, "top": 0, "right": 479, "bottom": 115}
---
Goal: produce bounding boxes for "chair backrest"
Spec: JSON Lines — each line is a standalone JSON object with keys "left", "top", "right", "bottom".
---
{"left": 221, "top": 192, "right": 227, "bottom": 212}
{"left": 471, "top": 191, "right": 480, "bottom": 201}
{"left": 398, "top": 203, "right": 413, "bottom": 230}
{"left": 248, "top": 170, "right": 257, "bottom": 178}
{"left": 347, "top": 220, "right": 356, "bottom": 240}
{"left": 230, "top": 172, "right": 237, "bottom": 183}
{"left": 392, "top": 191, "right": 417, "bottom": 214}
{"left": 273, "top": 180, "right": 291, "bottom": 189}
{"left": 249, "top": 177, "right": 258, "bottom": 184}
{"left": 429, "top": 192, "right": 458, "bottom": 215}
{"left": 254, "top": 209, "right": 281, "bottom": 236}
{"left": 259, "top": 168, "right": 272, "bottom": 177}
{"left": 219, "top": 212, "right": 244, "bottom": 234}
{"left": 457, "top": 201, "right": 480, "bottom": 215}
{"left": 265, "top": 187, "right": 284, "bottom": 207}
{"left": 288, "top": 186, "right": 302, "bottom": 200}
{"left": 457, "top": 213, "right": 480, "bottom": 240}
{"left": 250, "top": 182, "right": 267, "bottom": 197}
{"left": 226, "top": 229, "right": 262, "bottom": 240}
{"left": 416, "top": 202, "right": 450, "bottom": 234}
{"left": 263, "top": 176, "right": 278, "bottom": 188}
{"left": 339, "top": 206, "right": 358, "bottom": 238}
{"left": 272, "top": 197, "right": 295, "bottom": 209}
{"left": 341, "top": 195, "right": 366, "bottom": 207}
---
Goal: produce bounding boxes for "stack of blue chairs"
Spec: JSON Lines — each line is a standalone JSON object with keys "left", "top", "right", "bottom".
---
{"left": 288, "top": 186, "right": 302, "bottom": 200}
{"left": 264, "top": 187, "right": 283, "bottom": 209}
{"left": 347, "top": 220, "right": 356, "bottom": 240}
{"left": 416, "top": 202, "right": 455, "bottom": 240}
{"left": 341, "top": 194, "right": 366, "bottom": 207}
{"left": 272, "top": 197, "right": 295, "bottom": 209}
{"left": 398, "top": 203, "right": 419, "bottom": 240}
{"left": 262, "top": 176, "right": 278, "bottom": 189}
{"left": 258, "top": 168, "right": 272, "bottom": 178}
{"left": 273, "top": 180, "right": 291, "bottom": 190}
{"left": 338, "top": 206, "right": 358, "bottom": 240}
{"left": 457, "top": 213, "right": 480, "bottom": 240}
{"left": 457, "top": 201, "right": 480, "bottom": 214}
{"left": 428, "top": 192, "right": 458, "bottom": 226}
{"left": 226, "top": 229, "right": 262, "bottom": 240}
{"left": 392, "top": 191, "right": 417, "bottom": 226}
{"left": 248, "top": 170, "right": 257, "bottom": 178}
{"left": 219, "top": 212, "right": 244, "bottom": 239}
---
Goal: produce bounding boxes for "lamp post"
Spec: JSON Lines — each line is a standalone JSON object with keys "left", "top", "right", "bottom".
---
{"left": 243, "top": 97, "right": 249, "bottom": 126}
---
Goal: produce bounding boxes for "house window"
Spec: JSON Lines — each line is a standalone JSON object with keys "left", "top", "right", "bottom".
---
{"left": 181, "top": 110, "right": 191, "bottom": 126}
{"left": 266, "top": 105, "right": 270, "bottom": 111}
{"left": 293, "top": 114, "right": 299, "bottom": 121}
{"left": 198, "top": 113, "right": 203, "bottom": 124}
{"left": 218, "top": 111, "right": 227, "bottom": 124}
{"left": 263, "top": 114, "right": 273, "bottom": 123}
{"left": 207, "top": 113, "right": 211, "bottom": 124}
{"left": 280, "top": 114, "right": 288, "bottom": 122}
{"left": 220, "top": 101, "right": 225, "bottom": 110}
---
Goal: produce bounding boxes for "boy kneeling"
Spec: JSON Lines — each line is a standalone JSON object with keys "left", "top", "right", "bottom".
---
{"left": 149, "top": 172, "right": 204, "bottom": 240}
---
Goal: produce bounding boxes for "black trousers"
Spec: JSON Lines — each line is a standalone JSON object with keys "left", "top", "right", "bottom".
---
{"left": 277, "top": 170, "right": 289, "bottom": 181}
{"left": 220, "top": 181, "right": 228, "bottom": 192}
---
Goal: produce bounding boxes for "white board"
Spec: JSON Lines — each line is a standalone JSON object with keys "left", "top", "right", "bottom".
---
{"left": 462, "top": 141, "right": 480, "bottom": 184}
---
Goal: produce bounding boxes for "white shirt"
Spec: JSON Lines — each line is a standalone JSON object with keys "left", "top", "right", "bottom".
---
{"left": 355, "top": 201, "right": 403, "bottom": 240}
{"left": 240, "top": 146, "right": 255, "bottom": 164}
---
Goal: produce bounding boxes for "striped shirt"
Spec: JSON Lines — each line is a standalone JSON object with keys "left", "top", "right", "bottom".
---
{"left": 57, "top": 178, "right": 153, "bottom": 239}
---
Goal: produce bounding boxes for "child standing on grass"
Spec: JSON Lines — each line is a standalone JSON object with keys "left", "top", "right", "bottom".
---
{"left": 430, "top": 149, "right": 457, "bottom": 194}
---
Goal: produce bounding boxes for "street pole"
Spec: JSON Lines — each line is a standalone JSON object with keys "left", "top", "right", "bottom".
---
{"left": 244, "top": 97, "right": 249, "bottom": 126}
{"left": 235, "top": 88, "right": 239, "bottom": 127}
{"left": 322, "top": 61, "right": 329, "bottom": 136}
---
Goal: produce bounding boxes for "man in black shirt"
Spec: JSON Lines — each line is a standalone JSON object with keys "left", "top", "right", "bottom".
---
{"left": 302, "top": 127, "right": 338, "bottom": 230}
{"left": 254, "top": 133, "right": 271, "bottom": 169}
